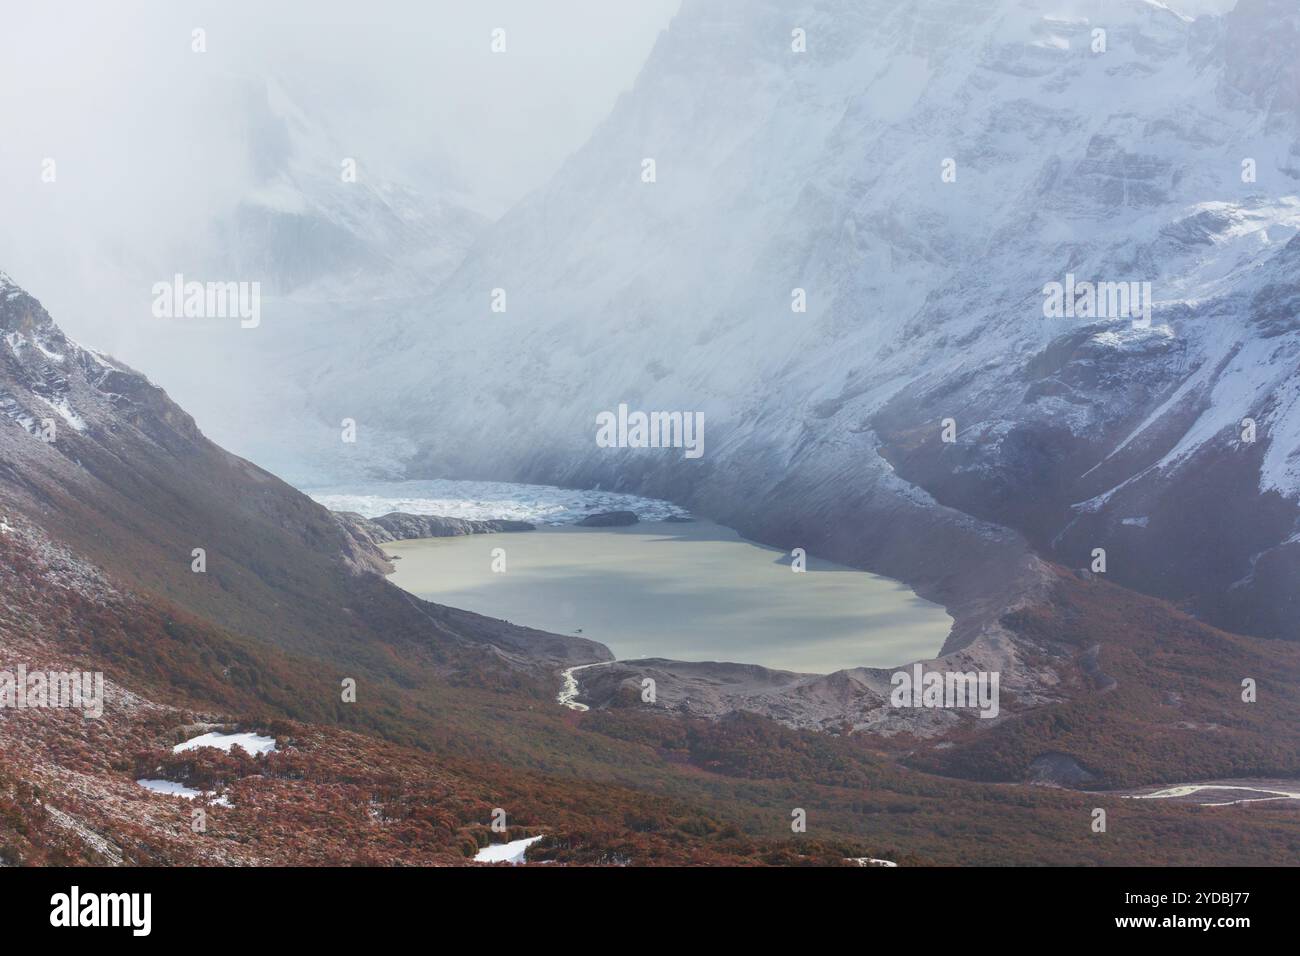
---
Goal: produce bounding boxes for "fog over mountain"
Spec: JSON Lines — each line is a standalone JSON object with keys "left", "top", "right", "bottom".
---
{"left": 0, "top": 0, "right": 679, "bottom": 363}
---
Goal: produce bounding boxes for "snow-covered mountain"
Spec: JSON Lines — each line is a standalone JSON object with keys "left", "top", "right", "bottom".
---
{"left": 300, "top": 0, "right": 1299, "bottom": 643}
{"left": 204, "top": 77, "right": 487, "bottom": 300}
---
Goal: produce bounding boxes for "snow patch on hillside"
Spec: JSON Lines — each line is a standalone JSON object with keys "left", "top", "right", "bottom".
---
{"left": 136, "top": 779, "right": 232, "bottom": 805}
{"left": 33, "top": 395, "right": 86, "bottom": 433}
{"left": 474, "top": 835, "right": 544, "bottom": 864}
{"left": 136, "top": 779, "right": 202, "bottom": 799}
{"left": 173, "top": 732, "right": 278, "bottom": 757}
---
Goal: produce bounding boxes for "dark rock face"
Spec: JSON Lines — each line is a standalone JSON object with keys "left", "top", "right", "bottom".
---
{"left": 367, "top": 511, "right": 534, "bottom": 541}
{"left": 577, "top": 511, "right": 638, "bottom": 527}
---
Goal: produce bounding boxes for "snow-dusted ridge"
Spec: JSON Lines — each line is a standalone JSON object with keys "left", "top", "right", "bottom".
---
{"left": 0, "top": 269, "right": 130, "bottom": 443}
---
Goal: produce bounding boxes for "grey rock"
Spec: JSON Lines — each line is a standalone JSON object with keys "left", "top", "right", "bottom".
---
{"left": 577, "top": 511, "right": 638, "bottom": 527}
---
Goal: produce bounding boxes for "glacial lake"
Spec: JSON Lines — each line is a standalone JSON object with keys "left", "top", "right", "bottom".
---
{"left": 384, "top": 520, "right": 951, "bottom": 674}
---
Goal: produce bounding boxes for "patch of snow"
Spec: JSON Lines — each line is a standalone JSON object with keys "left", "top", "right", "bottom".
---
{"left": 474, "top": 835, "right": 545, "bottom": 864}
{"left": 1087, "top": 324, "right": 1176, "bottom": 353}
{"left": 173, "top": 731, "right": 277, "bottom": 756}
{"left": 32, "top": 339, "right": 64, "bottom": 363}
{"left": 136, "top": 779, "right": 203, "bottom": 799}
{"left": 33, "top": 395, "right": 86, "bottom": 433}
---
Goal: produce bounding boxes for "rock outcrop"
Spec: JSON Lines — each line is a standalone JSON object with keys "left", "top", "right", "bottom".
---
{"left": 576, "top": 511, "right": 638, "bottom": 527}
{"left": 337, "top": 510, "right": 535, "bottom": 544}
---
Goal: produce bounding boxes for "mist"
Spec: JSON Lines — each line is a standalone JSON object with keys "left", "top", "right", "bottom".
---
{"left": 0, "top": 0, "right": 680, "bottom": 362}
{"left": 0, "top": 0, "right": 1243, "bottom": 466}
